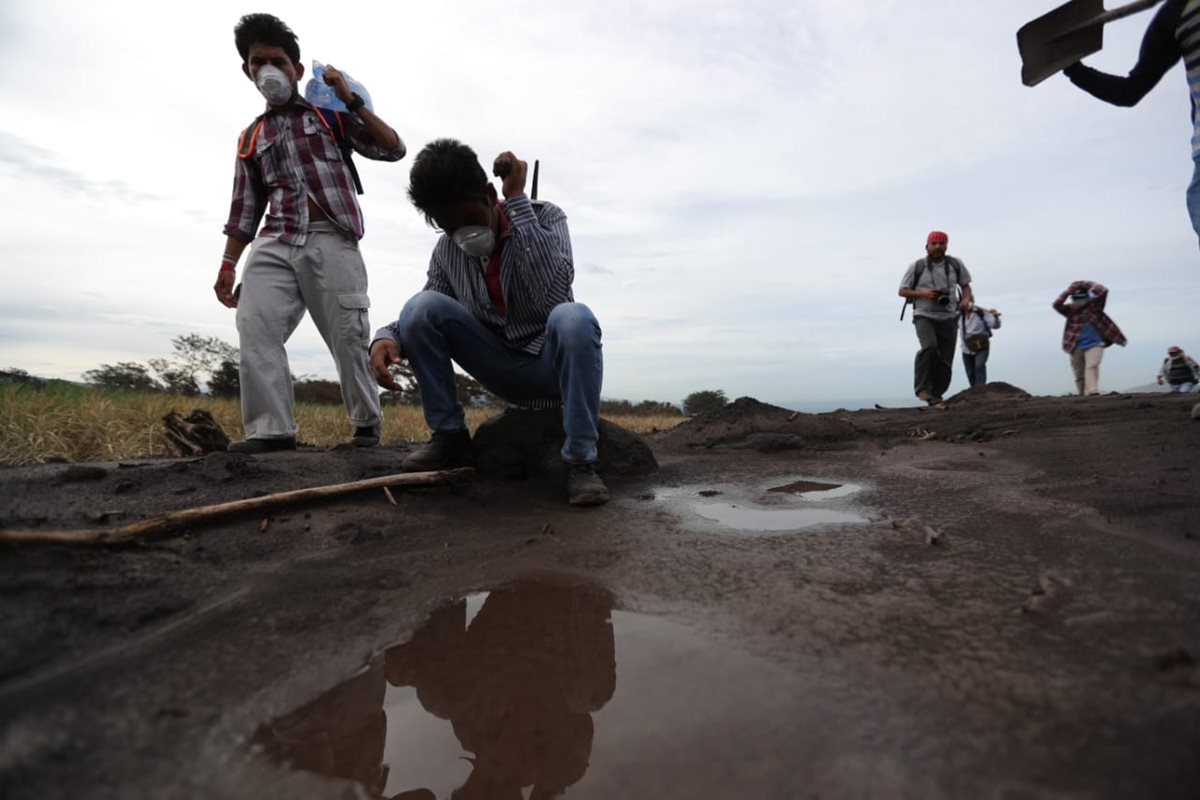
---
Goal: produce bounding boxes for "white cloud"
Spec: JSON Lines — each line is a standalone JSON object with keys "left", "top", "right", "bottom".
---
{"left": 0, "top": 0, "right": 1196, "bottom": 413}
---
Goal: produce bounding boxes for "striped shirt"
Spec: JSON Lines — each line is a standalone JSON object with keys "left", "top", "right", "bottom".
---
{"left": 223, "top": 98, "right": 405, "bottom": 245}
{"left": 1064, "top": 0, "right": 1200, "bottom": 156}
{"left": 380, "top": 194, "right": 575, "bottom": 355}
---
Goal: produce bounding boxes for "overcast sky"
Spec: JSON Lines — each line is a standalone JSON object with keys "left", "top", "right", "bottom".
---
{"left": 1, "top": 0, "right": 1197, "bottom": 410}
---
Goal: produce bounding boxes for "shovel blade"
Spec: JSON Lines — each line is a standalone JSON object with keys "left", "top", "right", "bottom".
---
{"left": 1018, "top": 0, "right": 1105, "bottom": 86}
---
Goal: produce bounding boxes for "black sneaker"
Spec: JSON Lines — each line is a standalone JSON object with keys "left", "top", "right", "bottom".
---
{"left": 227, "top": 436, "right": 297, "bottom": 454}
{"left": 567, "top": 463, "right": 609, "bottom": 507}
{"left": 350, "top": 425, "right": 380, "bottom": 447}
{"left": 401, "top": 429, "right": 473, "bottom": 471}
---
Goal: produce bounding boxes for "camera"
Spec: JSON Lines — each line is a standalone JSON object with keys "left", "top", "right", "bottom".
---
{"left": 935, "top": 291, "right": 952, "bottom": 307}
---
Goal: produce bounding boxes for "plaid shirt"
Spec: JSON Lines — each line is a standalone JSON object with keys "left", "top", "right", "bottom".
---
{"left": 379, "top": 195, "right": 575, "bottom": 355}
{"left": 223, "top": 99, "right": 405, "bottom": 245}
{"left": 1052, "top": 281, "right": 1128, "bottom": 353}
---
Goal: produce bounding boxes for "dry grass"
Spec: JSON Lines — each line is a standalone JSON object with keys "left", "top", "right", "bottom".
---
{"left": 0, "top": 383, "right": 680, "bottom": 465}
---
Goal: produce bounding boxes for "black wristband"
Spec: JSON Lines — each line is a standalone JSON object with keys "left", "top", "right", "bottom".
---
{"left": 345, "top": 93, "right": 365, "bottom": 113}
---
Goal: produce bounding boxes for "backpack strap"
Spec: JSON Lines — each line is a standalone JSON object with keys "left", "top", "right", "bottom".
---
{"left": 314, "top": 108, "right": 364, "bottom": 195}
{"left": 945, "top": 256, "right": 963, "bottom": 289}
{"left": 900, "top": 258, "right": 926, "bottom": 321}
{"left": 237, "top": 115, "right": 267, "bottom": 160}
{"left": 909, "top": 258, "right": 926, "bottom": 290}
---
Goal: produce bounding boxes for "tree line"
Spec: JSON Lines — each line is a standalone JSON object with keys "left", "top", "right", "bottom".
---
{"left": 4, "top": 334, "right": 731, "bottom": 416}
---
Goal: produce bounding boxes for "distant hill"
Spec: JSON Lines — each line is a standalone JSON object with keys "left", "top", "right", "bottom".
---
{"left": 1124, "top": 383, "right": 1171, "bottom": 394}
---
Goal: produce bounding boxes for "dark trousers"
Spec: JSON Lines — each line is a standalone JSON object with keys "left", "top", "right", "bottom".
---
{"left": 961, "top": 348, "right": 989, "bottom": 387}
{"left": 913, "top": 316, "right": 957, "bottom": 398}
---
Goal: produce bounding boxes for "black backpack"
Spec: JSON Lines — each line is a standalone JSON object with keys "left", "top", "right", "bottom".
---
{"left": 237, "top": 107, "right": 364, "bottom": 195}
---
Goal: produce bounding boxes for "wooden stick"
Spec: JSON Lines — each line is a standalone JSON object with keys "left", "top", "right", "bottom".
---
{"left": 0, "top": 468, "right": 473, "bottom": 546}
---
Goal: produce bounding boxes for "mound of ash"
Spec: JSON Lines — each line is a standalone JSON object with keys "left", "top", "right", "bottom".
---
{"left": 652, "top": 396, "right": 860, "bottom": 452}
{"left": 945, "top": 382, "right": 1032, "bottom": 405}
{"left": 473, "top": 409, "right": 658, "bottom": 478}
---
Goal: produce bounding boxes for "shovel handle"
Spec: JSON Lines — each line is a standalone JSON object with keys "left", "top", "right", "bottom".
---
{"left": 1063, "top": 0, "right": 1164, "bottom": 36}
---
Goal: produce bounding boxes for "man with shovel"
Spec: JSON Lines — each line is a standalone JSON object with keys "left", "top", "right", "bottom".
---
{"left": 1049, "top": 0, "right": 1200, "bottom": 242}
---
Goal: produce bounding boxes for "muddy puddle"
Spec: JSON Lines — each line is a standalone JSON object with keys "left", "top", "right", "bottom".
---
{"left": 652, "top": 476, "right": 869, "bottom": 534}
{"left": 251, "top": 577, "right": 852, "bottom": 798}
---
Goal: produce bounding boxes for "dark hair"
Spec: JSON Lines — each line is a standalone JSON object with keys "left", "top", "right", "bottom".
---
{"left": 234, "top": 14, "right": 300, "bottom": 65}
{"left": 407, "top": 139, "right": 489, "bottom": 227}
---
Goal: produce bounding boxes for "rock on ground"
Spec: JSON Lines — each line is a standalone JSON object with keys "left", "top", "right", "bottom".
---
{"left": 471, "top": 408, "right": 657, "bottom": 478}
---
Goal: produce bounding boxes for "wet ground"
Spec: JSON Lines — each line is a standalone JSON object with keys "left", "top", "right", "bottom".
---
{"left": 2, "top": 386, "right": 1199, "bottom": 798}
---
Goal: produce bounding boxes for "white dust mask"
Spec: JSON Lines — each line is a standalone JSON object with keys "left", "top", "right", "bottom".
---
{"left": 452, "top": 226, "right": 495, "bottom": 259}
{"left": 255, "top": 65, "right": 293, "bottom": 106}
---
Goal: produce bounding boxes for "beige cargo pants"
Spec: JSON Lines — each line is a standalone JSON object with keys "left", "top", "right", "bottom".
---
{"left": 235, "top": 223, "right": 381, "bottom": 439}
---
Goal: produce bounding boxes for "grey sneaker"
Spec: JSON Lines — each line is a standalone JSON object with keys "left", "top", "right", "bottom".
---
{"left": 350, "top": 425, "right": 380, "bottom": 447}
{"left": 227, "top": 436, "right": 296, "bottom": 454}
{"left": 402, "top": 429, "right": 473, "bottom": 471}
{"left": 567, "top": 463, "right": 609, "bottom": 507}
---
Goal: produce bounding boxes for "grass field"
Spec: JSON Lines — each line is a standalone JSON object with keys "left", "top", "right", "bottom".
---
{"left": 0, "top": 382, "right": 682, "bottom": 465}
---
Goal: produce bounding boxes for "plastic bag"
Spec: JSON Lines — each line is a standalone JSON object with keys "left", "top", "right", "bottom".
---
{"left": 304, "top": 60, "right": 373, "bottom": 113}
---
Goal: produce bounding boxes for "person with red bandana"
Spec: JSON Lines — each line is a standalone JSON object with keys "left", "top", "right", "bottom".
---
{"left": 898, "top": 231, "right": 974, "bottom": 405}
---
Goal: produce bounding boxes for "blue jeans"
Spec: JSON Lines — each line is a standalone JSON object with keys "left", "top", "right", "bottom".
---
{"left": 1168, "top": 381, "right": 1197, "bottom": 393}
{"left": 961, "top": 348, "right": 989, "bottom": 387}
{"left": 1187, "top": 157, "right": 1200, "bottom": 245}
{"left": 396, "top": 291, "right": 603, "bottom": 464}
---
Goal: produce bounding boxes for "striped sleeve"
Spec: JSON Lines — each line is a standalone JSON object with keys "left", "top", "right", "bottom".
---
{"left": 502, "top": 195, "right": 574, "bottom": 317}
{"left": 423, "top": 246, "right": 457, "bottom": 298}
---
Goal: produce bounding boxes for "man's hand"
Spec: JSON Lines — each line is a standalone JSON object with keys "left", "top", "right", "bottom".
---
{"left": 492, "top": 151, "right": 527, "bottom": 199}
{"left": 322, "top": 65, "right": 353, "bottom": 105}
{"left": 919, "top": 288, "right": 940, "bottom": 300}
{"left": 214, "top": 269, "right": 237, "bottom": 308}
{"left": 370, "top": 339, "right": 405, "bottom": 391}
{"left": 1157, "top": 376, "right": 1165, "bottom": 385}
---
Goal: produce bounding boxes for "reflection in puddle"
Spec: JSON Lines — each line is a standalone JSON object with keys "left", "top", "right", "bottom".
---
{"left": 252, "top": 577, "right": 845, "bottom": 798}
{"left": 254, "top": 578, "right": 615, "bottom": 799}
{"left": 655, "top": 477, "right": 869, "bottom": 534}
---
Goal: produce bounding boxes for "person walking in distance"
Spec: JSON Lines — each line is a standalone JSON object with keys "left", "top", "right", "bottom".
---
{"left": 960, "top": 302, "right": 1002, "bottom": 387}
{"left": 1157, "top": 345, "right": 1200, "bottom": 393}
{"left": 898, "top": 231, "right": 974, "bottom": 405}
{"left": 1052, "top": 281, "right": 1127, "bottom": 396}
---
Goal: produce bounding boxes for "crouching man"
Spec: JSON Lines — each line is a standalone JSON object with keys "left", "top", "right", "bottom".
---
{"left": 369, "top": 139, "right": 608, "bottom": 506}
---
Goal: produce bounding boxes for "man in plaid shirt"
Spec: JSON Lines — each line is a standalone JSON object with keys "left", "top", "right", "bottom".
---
{"left": 214, "top": 14, "right": 405, "bottom": 453}
{"left": 1052, "top": 280, "right": 1128, "bottom": 396}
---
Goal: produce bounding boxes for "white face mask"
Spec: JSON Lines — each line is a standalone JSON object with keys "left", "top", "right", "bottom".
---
{"left": 255, "top": 64, "right": 293, "bottom": 106}
{"left": 452, "top": 226, "right": 495, "bottom": 259}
